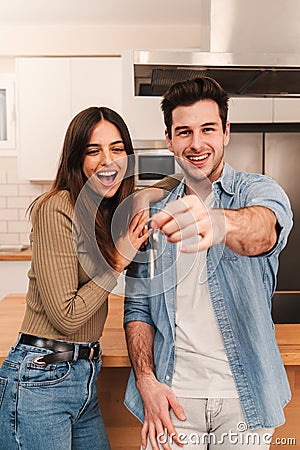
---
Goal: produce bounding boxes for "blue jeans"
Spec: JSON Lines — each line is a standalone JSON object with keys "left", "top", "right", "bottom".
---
{"left": 0, "top": 335, "right": 110, "bottom": 450}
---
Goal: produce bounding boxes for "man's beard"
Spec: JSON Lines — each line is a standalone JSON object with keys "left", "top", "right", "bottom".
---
{"left": 175, "top": 147, "right": 224, "bottom": 197}
{"left": 175, "top": 145, "right": 224, "bottom": 183}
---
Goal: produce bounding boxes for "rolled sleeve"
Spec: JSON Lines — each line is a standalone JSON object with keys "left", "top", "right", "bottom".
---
{"left": 124, "top": 259, "right": 154, "bottom": 327}
{"left": 244, "top": 176, "right": 293, "bottom": 254}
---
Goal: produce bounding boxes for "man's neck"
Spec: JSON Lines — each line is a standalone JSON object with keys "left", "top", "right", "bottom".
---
{"left": 184, "top": 176, "right": 213, "bottom": 200}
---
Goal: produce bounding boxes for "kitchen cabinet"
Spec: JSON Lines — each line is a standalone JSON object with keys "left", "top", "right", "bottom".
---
{"left": 121, "top": 96, "right": 299, "bottom": 135}
{"left": 228, "top": 98, "right": 273, "bottom": 123}
{"left": 0, "top": 260, "right": 30, "bottom": 301}
{"left": 121, "top": 50, "right": 165, "bottom": 140}
{"left": 17, "top": 58, "right": 71, "bottom": 181}
{"left": 121, "top": 95, "right": 165, "bottom": 141}
{"left": 16, "top": 57, "right": 122, "bottom": 181}
{"left": 220, "top": 98, "right": 300, "bottom": 124}
{"left": 273, "top": 98, "right": 300, "bottom": 123}
{"left": 0, "top": 74, "right": 16, "bottom": 153}
{"left": 70, "top": 58, "right": 122, "bottom": 116}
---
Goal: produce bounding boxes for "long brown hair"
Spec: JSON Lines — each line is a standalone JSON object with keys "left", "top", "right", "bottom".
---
{"left": 29, "top": 106, "right": 135, "bottom": 269}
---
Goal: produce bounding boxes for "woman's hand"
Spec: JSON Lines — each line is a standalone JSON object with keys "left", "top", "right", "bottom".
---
{"left": 115, "top": 210, "right": 151, "bottom": 273}
{"left": 132, "top": 188, "right": 165, "bottom": 225}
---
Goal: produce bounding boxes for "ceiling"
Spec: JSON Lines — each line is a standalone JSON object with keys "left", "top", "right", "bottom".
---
{"left": 0, "top": 0, "right": 201, "bottom": 26}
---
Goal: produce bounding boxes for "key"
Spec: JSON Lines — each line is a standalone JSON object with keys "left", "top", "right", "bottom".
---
{"left": 149, "top": 229, "right": 159, "bottom": 279}
{"left": 152, "top": 229, "right": 159, "bottom": 265}
{"left": 149, "top": 247, "right": 155, "bottom": 279}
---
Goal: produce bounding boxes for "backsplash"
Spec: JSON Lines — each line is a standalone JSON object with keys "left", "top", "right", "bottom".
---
{"left": 0, "top": 168, "right": 51, "bottom": 245}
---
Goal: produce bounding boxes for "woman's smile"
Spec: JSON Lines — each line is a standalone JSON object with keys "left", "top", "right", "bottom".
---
{"left": 82, "top": 119, "right": 128, "bottom": 197}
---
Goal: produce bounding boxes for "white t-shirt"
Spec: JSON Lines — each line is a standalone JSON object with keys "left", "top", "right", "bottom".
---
{"left": 172, "top": 194, "right": 239, "bottom": 398}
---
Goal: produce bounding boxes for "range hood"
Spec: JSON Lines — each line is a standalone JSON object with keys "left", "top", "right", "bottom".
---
{"left": 133, "top": 50, "right": 300, "bottom": 97}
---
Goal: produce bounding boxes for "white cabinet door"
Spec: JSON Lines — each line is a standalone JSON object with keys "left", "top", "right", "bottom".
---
{"left": 0, "top": 260, "right": 31, "bottom": 300}
{"left": 273, "top": 98, "right": 300, "bottom": 122}
{"left": 17, "top": 58, "right": 72, "bottom": 181}
{"left": 228, "top": 97, "right": 273, "bottom": 123}
{"left": 122, "top": 51, "right": 165, "bottom": 140}
{"left": 122, "top": 96, "right": 165, "bottom": 140}
{"left": 71, "top": 57, "right": 122, "bottom": 116}
{"left": 16, "top": 57, "right": 123, "bottom": 181}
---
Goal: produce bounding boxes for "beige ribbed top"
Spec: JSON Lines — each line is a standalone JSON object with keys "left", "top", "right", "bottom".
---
{"left": 21, "top": 190, "right": 117, "bottom": 343}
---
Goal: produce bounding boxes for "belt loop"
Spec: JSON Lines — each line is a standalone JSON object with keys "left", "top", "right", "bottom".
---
{"left": 73, "top": 344, "right": 79, "bottom": 362}
{"left": 12, "top": 332, "right": 23, "bottom": 352}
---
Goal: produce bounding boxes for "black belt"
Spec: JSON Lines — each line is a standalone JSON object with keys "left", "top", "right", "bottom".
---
{"left": 19, "top": 334, "right": 100, "bottom": 365}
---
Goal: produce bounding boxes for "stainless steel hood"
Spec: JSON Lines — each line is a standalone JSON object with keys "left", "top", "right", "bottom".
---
{"left": 133, "top": 50, "right": 300, "bottom": 97}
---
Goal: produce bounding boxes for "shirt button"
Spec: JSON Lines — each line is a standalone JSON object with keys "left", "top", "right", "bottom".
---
{"left": 165, "top": 375, "right": 170, "bottom": 381}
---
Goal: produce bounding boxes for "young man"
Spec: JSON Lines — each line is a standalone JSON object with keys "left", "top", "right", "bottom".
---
{"left": 124, "top": 77, "right": 293, "bottom": 450}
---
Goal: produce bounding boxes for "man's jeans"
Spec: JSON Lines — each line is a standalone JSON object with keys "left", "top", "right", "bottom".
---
{"left": 146, "top": 398, "right": 274, "bottom": 449}
{"left": 0, "top": 338, "right": 110, "bottom": 450}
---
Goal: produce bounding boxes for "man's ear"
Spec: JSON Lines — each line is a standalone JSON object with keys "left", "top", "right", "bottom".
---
{"left": 224, "top": 121, "right": 230, "bottom": 147}
{"left": 165, "top": 129, "right": 174, "bottom": 153}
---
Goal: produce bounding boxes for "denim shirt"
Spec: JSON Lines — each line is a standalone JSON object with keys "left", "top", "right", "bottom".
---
{"left": 124, "top": 163, "right": 293, "bottom": 429}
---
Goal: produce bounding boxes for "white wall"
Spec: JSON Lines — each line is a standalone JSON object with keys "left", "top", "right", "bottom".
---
{"left": 0, "top": 24, "right": 200, "bottom": 56}
{"left": 0, "top": 58, "right": 15, "bottom": 72}
{"left": 0, "top": 158, "right": 51, "bottom": 245}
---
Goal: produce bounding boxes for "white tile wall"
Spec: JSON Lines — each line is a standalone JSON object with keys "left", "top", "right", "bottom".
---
{"left": 0, "top": 169, "right": 50, "bottom": 245}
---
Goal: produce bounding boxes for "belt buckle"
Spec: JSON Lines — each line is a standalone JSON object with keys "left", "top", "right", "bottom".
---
{"left": 88, "top": 343, "right": 99, "bottom": 360}
{"left": 32, "top": 355, "right": 47, "bottom": 366}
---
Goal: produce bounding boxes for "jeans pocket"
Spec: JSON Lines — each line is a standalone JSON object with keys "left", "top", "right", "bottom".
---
{"left": 0, "top": 377, "right": 8, "bottom": 407}
{"left": 20, "top": 359, "right": 71, "bottom": 387}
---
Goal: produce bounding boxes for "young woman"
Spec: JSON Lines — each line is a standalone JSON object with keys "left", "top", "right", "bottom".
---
{"left": 0, "top": 106, "right": 150, "bottom": 450}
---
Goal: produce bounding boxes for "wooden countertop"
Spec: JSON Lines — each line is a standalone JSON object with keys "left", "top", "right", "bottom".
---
{"left": 0, "top": 293, "right": 130, "bottom": 367}
{"left": 0, "top": 249, "right": 32, "bottom": 261}
{"left": 1, "top": 293, "right": 300, "bottom": 367}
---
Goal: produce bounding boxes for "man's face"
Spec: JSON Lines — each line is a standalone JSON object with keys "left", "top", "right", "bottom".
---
{"left": 166, "top": 99, "right": 230, "bottom": 185}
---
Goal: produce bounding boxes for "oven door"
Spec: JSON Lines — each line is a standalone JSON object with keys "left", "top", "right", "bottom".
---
{"left": 135, "top": 149, "right": 178, "bottom": 186}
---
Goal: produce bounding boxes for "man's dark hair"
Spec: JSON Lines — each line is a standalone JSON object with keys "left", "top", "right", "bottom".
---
{"left": 161, "top": 76, "right": 229, "bottom": 138}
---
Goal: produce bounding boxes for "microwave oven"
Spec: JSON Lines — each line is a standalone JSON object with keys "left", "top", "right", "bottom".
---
{"left": 134, "top": 140, "right": 182, "bottom": 187}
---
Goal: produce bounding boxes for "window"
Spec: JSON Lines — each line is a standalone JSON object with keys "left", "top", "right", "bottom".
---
{"left": 0, "top": 75, "right": 15, "bottom": 153}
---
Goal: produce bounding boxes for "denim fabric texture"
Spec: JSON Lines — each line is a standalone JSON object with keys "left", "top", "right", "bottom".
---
{"left": 0, "top": 335, "right": 110, "bottom": 450}
{"left": 124, "top": 163, "right": 293, "bottom": 430}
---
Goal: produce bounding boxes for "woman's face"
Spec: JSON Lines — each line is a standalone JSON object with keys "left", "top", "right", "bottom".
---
{"left": 82, "top": 120, "right": 128, "bottom": 197}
